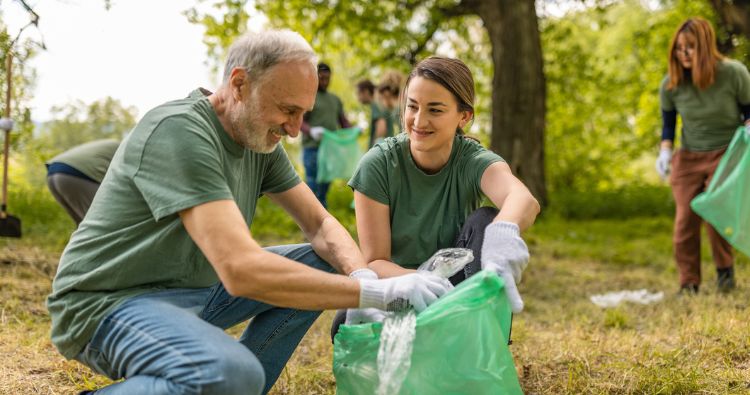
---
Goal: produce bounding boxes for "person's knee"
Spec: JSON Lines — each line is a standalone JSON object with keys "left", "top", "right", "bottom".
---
{"left": 201, "top": 350, "right": 266, "bottom": 395}
{"left": 467, "top": 206, "right": 499, "bottom": 227}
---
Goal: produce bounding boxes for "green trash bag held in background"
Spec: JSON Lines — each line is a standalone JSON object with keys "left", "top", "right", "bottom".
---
{"left": 691, "top": 126, "right": 750, "bottom": 257}
{"left": 333, "top": 270, "right": 523, "bottom": 395}
{"left": 317, "top": 127, "right": 362, "bottom": 183}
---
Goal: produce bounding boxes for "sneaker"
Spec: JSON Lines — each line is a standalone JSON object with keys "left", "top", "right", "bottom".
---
{"left": 678, "top": 283, "right": 699, "bottom": 295}
{"left": 717, "top": 267, "right": 736, "bottom": 292}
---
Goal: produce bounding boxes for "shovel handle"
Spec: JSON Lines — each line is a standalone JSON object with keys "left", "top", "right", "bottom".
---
{"left": 2, "top": 50, "right": 12, "bottom": 213}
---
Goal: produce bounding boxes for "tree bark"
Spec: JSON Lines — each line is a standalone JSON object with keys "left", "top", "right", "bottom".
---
{"left": 709, "top": 0, "right": 750, "bottom": 53}
{"left": 478, "top": 0, "right": 547, "bottom": 205}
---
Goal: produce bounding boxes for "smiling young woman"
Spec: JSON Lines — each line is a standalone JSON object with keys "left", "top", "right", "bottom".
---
{"left": 330, "top": 56, "right": 541, "bottom": 338}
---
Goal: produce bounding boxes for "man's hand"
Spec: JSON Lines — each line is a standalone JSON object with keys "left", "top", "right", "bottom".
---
{"left": 655, "top": 147, "right": 672, "bottom": 180}
{"left": 358, "top": 272, "right": 453, "bottom": 312}
{"left": 481, "top": 221, "right": 529, "bottom": 313}
{"left": 345, "top": 269, "right": 387, "bottom": 324}
{"left": 310, "top": 126, "right": 326, "bottom": 141}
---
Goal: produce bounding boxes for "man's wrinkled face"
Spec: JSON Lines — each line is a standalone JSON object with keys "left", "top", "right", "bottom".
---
{"left": 230, "top": 61, "right": 317, "bottom": 153}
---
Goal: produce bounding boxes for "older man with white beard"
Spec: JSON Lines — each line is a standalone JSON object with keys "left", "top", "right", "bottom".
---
{"left": 47, "top": 30, "right": 452, "bottom": 395}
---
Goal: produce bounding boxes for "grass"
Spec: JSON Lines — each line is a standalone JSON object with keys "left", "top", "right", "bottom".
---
{"left": 2, "top": 184, "right": 749, "bottom": 394}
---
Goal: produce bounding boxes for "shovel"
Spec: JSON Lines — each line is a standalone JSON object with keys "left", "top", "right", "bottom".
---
{"left": 1, "top": 51, "right": 21, "bottom": 238}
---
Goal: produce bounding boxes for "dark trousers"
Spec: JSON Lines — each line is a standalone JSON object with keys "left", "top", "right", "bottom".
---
{"left": 47, "top": 173, "right": 100, "bottom": 225}
{"left": 670, "top": 149, "right": 733, "bottom": 287}
{"left": 330, "top": 207, "right": 500, "bottom": 341}
{"left": 302, "top": 147, "right": 330, "bottom": 208}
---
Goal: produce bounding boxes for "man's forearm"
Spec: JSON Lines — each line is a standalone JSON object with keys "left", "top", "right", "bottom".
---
{"left": 309, "top": 215, "right": 367, "bottom": 275}
{"left": 224, "top": 249, "right": 361, "bottom": 309}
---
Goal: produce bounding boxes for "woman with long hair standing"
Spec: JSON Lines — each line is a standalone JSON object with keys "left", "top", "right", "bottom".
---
{"left": 658, "top": 17, "right": 750, "bottom": 293}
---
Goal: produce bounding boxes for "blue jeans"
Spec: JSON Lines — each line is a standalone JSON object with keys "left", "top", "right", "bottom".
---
{"left": 76, "top": 244, "right": 334, "bottom": 395}
{"left": 302, "top": 147, "right": 330, "bottom": 208}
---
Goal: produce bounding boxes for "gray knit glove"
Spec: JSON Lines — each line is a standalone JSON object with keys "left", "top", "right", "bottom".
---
{"left": 481, "top": 221, "right": 529, "bottom": 313}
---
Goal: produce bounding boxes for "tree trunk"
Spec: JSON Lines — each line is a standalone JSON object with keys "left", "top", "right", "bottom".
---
{"left": 478, "top": 0, "right": 547, "bottom": 205}
{"left": 709, "top": 0, "right": 750, "bottom": 53}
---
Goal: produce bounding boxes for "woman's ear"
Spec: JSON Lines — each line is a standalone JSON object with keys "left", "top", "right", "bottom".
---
{"left": 459, "top": 111, "right": 473, "bottom": 129}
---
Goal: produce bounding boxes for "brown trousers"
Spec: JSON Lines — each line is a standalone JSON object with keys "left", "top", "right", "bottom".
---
{"left": 670, "top": 148, "right": 734, "bottom": 286}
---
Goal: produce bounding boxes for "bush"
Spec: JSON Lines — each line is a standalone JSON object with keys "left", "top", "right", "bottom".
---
{"left": 1, "top": 184, "right": 75, "bottom": 251}
{"left": 547, "top": 185, "right": 674, "bottom": 220}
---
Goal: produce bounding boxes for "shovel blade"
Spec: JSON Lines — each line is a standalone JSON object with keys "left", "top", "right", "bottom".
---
{"left": 0, "top": 215, "right": 22, "bottom": 238}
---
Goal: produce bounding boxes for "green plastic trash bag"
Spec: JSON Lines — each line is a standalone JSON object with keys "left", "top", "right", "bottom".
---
{"left": 691, "top": 126, "right": 750, "bottom": 257}
{"left": 333, "top": 270, "right": 523, "bottom": 395}
{"left": 317, "top": 127, "right": 362, "bottom": 183}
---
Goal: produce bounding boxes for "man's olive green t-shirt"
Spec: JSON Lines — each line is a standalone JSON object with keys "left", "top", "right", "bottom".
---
{"left": 660, "top": 59, "right": 750, "bottom": 151}
{"left": 47, "top": 139, "right": 121, "bottom": 183}
{"left": 348, "top": 133, "right": 503, "bottom": 268}
{"left": 302, "top": 90, "right": 345, "bottom": 148}
{"left": 47, "top": 89, "right": 301, "bottom": 359}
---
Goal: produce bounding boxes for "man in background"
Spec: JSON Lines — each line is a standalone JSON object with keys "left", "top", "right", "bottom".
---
{"left": 46, "top": 139, "right": 120, "bottom": 224}
{"left": 356, "top": 79, "right": 388, "bottom": 148}
{"left": 300, "top": 63, "right": 352, "bottom": 207}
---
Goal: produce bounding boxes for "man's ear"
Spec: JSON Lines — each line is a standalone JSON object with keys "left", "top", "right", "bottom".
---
{"left": 229, "top": 67, "right": 249, "bottom": 101}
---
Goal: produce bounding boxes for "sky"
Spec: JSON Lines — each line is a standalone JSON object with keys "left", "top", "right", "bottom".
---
{"left": 2, "top": 0, "right": 260, "bottom": 122}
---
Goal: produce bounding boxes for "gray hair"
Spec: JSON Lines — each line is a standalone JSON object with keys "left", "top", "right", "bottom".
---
{"left": 222, "top": 30, "right": 318, "bottom": 83}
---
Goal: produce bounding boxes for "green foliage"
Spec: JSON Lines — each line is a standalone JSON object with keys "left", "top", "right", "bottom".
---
{"left": 184, "top": 1, "right": 495, "bottom": 140}
{"left": 547, "top": 184, "right": 674, "bottom": 219}
{"left": 36, "top": 97, "right": 137, "bottom": 154}
{"left": 0, "top": 182, "right": 75, "bottom": 251}
{"left": 0, "top": 97, "right": 136, "bottom": 249}
{"left": 183, "top": 0, "right": 250, "bottom": 75}
{"left": 1, "top": 19, "right": 38, "bottom": 150}
{"left": 541, "top": 0, "right": 721, "bottom": 193}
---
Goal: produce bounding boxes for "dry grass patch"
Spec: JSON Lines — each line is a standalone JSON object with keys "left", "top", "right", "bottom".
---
{"left": 1, "top": 217, "right": 749, "bottom": 394}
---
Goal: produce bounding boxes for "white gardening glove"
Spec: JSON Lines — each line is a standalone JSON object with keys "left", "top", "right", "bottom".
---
{"left": 310, "top": 126, "right": 326, "bottom": 141}
{"left": 481, "top": 221, "right": 529, "bottom": 313}
{"left": 358, "top": 272, "right": 453, "bottom": 313}
{"left": 345, "top": 269, "right": 387, "bottom": 325}
{"left": 655, "top": 147, "right": 672, "bottom": 180}
{"left": 0, "top": 117, "right": 13, "bottom": 132}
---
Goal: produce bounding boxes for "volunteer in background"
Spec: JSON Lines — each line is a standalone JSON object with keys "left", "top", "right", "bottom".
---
{"left": 657, "top": 17, "right": 750, "bottom": 293}
{"left": 46, "top": 139, "right": 120, "bottom": 225}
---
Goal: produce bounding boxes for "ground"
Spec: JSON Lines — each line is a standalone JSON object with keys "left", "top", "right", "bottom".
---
{"left": 1, "top": 216, "right": 749, "bottom": 394}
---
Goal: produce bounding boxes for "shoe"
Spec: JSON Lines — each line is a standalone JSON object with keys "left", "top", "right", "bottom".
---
{"left": 717, "top": 267, "right": 736, "bottom": 292}
{"left": 678, "top": 283, "right": 699, "bottom": 295}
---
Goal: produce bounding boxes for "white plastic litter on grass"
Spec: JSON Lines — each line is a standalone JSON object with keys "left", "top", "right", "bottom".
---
{"left": 590, "top": 289, "right": 664, "bottom": 308}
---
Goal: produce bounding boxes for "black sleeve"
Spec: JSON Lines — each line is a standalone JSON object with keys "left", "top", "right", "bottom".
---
{"left": 661, "top": 109, "right": 676, "bottom": 141}
{"left": 740, "top": 103, "right": 750, "bottom": 122}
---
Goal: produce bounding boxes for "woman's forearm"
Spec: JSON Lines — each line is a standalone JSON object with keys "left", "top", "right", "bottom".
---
{"left": 495, "top": 189, "right": 540, "bottom": 231}
{"left": 368, "top": 259, "right": 416, "bottom": 279}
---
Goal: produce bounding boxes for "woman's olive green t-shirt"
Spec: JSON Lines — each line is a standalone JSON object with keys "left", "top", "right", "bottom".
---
{"left": 349, "top": 133, "right": 503, "bottom": 268}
